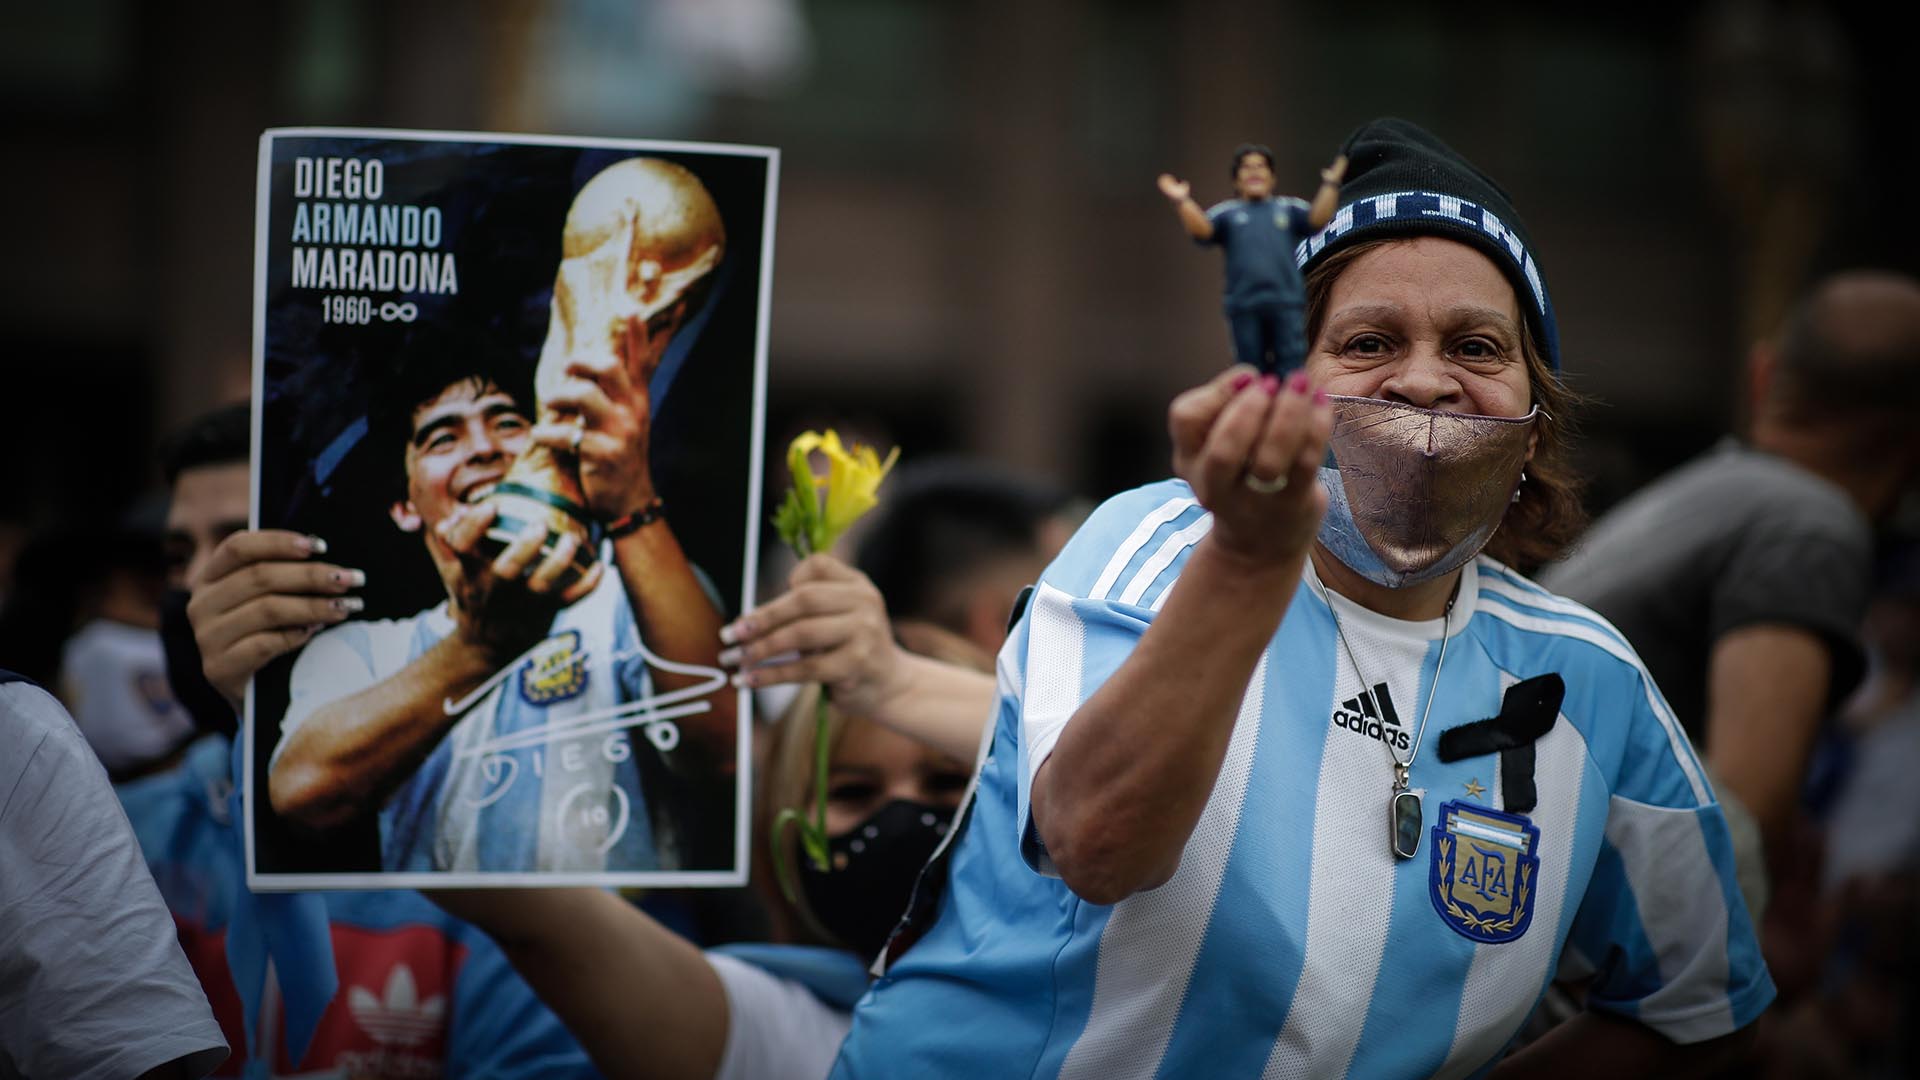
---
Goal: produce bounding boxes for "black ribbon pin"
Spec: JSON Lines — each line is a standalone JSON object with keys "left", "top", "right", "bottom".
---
{"left": 1436, "top": 673, "right": 1564, "bottom": 814}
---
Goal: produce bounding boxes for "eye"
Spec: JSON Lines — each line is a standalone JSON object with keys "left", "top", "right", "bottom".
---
{"left": 1452, "top": 337, "right": 1507, "bottom": 363}
{"left": 423, "top": 428, "right": 457, "bottom": 452}
{"left": 1343, "top": 332, "right": 1393, "bottom": 358}
{"left": 162, "top": 537, "right": 193, "bottom": 576}
{"left": 493, "top": 412, "right": 530, "bottom": 435}
{"left": 827, "top": 780, "right": 880, "bottom": 805}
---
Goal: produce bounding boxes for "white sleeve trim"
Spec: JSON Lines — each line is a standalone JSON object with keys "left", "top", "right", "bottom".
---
{"left": 708, "top": 952, "right": 852, "bottom": 1080}
{"left": 1090, "top": 497, "right": 1196, "bottom": 601}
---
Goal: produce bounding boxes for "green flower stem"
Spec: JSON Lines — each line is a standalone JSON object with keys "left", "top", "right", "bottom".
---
{"left": 806, "top": 688, "right": 831, "bottom": 866}
{"left": 772, "top": 688, "right": 834, "bottom": 906}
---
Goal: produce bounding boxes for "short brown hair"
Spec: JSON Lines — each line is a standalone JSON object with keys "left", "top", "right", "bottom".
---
{"left": 1303, "top": 238, "right": 1587, "bottom": 572}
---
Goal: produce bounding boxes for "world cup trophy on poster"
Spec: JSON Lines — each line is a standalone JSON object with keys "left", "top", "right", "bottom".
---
{"left": 482, "top": 158, "right": 727, "bottom": 578}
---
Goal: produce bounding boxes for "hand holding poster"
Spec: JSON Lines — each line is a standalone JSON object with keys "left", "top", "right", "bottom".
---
{"left": 247, "top": 129, "right": 774, "bottom": 889}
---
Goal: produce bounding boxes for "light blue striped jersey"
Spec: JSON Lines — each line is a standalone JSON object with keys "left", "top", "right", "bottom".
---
{"left": 279, "top": 566, "right": 660, "bottom": 872}
{"left": 831, "top": 479, "right": 1772, "bottom": 1079}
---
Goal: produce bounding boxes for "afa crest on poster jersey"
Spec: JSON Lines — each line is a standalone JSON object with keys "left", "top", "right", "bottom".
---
{"left": 1430, "top": 800, "right": 1539, "bottom": 943}
{"left": 519, "top": 630, "right": 588, "bottom": 705}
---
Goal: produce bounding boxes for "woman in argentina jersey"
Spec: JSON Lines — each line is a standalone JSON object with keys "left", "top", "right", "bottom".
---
{"left": 830, "top": 119, "right": 1773, "bottom": 1078}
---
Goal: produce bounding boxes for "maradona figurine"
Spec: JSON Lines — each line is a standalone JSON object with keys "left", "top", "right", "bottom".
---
{"left": 1159, "top": 145, "right": 1346, "bottom": 373}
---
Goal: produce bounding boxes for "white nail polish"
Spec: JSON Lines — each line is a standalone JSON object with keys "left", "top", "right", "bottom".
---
{"left": 718, "top": 623, "right": 739, "bottom": 646}
{"left": 307, "top": 535, "right": 329, "bottom": 556}
{"left": 718, "top": 646, "right": 742, "bottom": 667}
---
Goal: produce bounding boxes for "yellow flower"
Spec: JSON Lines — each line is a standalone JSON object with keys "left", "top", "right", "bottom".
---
{"left": 775, "top": 429, "right": 900, "bottom": 556}
{"left": 769, "top": 429, "right": 901, "bottom": 876}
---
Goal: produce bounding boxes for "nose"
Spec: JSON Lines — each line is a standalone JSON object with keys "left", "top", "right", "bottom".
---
{"left": 1379, "top": 342, "right": 1460, "bottom": 410}
{"left": 463, "top": 416, "right": 508, "bottom": 460}
{"left": 888, "top": 776, "right": 927, "bottom": 805}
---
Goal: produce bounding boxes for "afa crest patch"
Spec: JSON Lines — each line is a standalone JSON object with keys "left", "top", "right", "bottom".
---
{"left": 1429, "top": 800, "right": 1539, "bottom": 943}
{"left": 519, "top": 630, "right": 588, "bottom": 705}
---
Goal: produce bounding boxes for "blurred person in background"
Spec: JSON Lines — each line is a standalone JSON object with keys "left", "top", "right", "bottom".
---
{"left": 125, "top": 404, "right": 599, "bottom": 1078}
{"left": 1542, "top": 271, "right": 1920, "bottom": 920}
{"left": 851, "top": 458, "right": 1081, "bottom": 656}
{"left": 1756, "top": 547, "right": 1920, "bottom": 1079}
{"left": 0, "top": 519, "right": 189, "bottom": 776}
{"left": 57, "top": 527, "right": 194, "bottom": 778}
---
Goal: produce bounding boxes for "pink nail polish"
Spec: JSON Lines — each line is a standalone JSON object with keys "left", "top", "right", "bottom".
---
{"left": 1288, "top": 371, "right": 1310, "bottom": 394}
{"left": 1260, "top": 374, "right": 1280, "bottom": 396}
{"left": 1230, "top": 372, "right": 1254, "bottom": 392}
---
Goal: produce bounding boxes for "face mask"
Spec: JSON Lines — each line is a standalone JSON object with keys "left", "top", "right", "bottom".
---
{"left": 798, "top": 798, "right": 953, "bottom": 960}
{"left": 60, "top": 617, "right": 194, "bottom": 775}
{"left": 1316, "top": 396, "right": 1538, "bottom": 589}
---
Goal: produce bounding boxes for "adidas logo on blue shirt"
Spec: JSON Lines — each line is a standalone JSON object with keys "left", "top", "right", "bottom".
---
{"left": 1330, "top": 681, "right": 1411, "bottom": 751}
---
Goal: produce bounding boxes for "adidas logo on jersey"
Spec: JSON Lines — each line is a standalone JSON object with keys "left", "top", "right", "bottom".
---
{"left": 1331, "top": 682, "right": 1410, "bottom": 751}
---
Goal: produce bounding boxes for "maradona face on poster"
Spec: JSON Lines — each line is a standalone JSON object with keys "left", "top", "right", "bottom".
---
{"left": 246, "top": 129, "right": 775, "bottom": 889}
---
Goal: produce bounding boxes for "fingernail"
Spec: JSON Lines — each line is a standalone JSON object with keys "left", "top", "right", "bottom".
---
{"left": 1288, "top": 371, "right": 1310, "bottom": 394}
{"left": 306, "top": 535, "right": 329, "bottom": 556}
{"left": 1230, "top": 372, "right": 1254, "bottom": 392}
{"left": 719, "top": 622, "right": 740, "bottom": 645}
{"left": 718, "top": 646, "right": 743, "bottom": 667}
{"left": 1314, "top": 388, "right": 1329, "bottom": 406}
{"left": 730, "top": 671, "right": 755, "bottom": 689}
{"left": 1260, "top": 374, "right": 1280, "bottom": 396}
{"left": 333, "top": 569, "right": 367, "bottom": 588}
{"left": 332, "top": 596, "right": 364, "bottom": 614}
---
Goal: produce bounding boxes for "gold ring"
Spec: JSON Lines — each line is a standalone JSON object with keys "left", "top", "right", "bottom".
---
{"left": 1243, "top": 471, "right": 1289, "bottom": 494}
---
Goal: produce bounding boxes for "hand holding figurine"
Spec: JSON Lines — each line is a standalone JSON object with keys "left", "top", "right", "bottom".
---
{"left": 1168, "top": 365, "right": 1333, "bottom": 569}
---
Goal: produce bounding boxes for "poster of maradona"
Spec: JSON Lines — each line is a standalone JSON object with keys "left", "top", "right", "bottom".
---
{"left": 245, "top": 128, "right": 773, "bottom": 889}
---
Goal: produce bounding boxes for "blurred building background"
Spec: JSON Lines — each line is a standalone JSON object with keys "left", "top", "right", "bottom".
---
{"left": 2, "top": 0, "right": 1913, "bottom": 549}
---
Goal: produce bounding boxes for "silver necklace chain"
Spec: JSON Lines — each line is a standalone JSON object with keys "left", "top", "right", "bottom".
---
{"left": 1314, "top": 572, "right": 1461, "bottom": 791}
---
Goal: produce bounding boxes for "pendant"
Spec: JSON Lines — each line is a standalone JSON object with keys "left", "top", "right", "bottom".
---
{"left": 1390, "top": 787, "right": 1423, "bottom": 860}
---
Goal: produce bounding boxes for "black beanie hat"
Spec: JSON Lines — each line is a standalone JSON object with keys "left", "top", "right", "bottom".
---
{"left": 1297, "top": 118, "right": 1561, "bottom": 372}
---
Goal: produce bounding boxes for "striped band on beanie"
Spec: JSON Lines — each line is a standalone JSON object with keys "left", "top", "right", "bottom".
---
{"left": 1296, "top": 118, "right": 1561, "bottom": 372}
